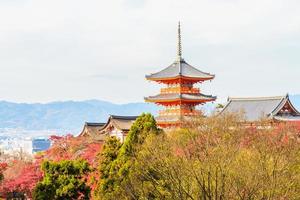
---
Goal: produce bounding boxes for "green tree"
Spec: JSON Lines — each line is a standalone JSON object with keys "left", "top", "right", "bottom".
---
{"left": 129, "top": 115, "right": 300, "bottom": 200}
{"left": 120, "top": 113, "right": 161, "bottom": 157}
{"left": 95, "top": 113, "right": 300, "bottom": 200}
{"left": 94, "top": 136, "right": 122, "bottom": 199}
{"left": 95, "top": 113, "right": 161, "bottom": 200}
{"left": 32, "top": 160, "right": 91, "bottom": 200}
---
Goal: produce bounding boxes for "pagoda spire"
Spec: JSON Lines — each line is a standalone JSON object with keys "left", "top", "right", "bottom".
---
{"left": 145, "top": 23, "right": 216, "bottom": 129}
{"left": 177, "top": 21, "right": 183, "bottom": 62}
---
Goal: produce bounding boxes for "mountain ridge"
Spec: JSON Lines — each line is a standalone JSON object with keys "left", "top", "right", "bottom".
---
{"left": 0, "top": 100, "right": 159, "bottom": 133}
{"left": 0, "top": 95, "right": 299, "bottom": 134}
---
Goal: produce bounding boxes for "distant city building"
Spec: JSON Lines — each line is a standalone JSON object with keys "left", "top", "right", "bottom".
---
{"left": 0, "top": 137, "right": 32, "bottom": 155}
{"left": 0, "top": 137, "right": 51, "bottom": 155}
{"left": 145, "top": 22, "right": 216, "bottom": 128}
{"left": 220, "top": 94, "right": 300, "bottom": 123}
{"left": 32, "top": 138, "right": 51, "bottom": 153}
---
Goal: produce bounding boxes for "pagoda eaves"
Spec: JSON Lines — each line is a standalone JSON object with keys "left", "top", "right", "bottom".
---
{"left": 145, "top": 93, "right": 216, "bottom": 105}
{"left": 145, "top": 22, "right": 216, "bottom": 128}
{"left": 146, "top": 59, "right": 214, "bottom": 84}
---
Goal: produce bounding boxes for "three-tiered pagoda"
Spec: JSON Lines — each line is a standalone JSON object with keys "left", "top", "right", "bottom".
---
{"left": 145, "top": 22, "right": 216, "bottom": 128}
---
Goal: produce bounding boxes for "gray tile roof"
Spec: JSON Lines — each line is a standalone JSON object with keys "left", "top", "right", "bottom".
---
{"left": 220, "top": 94, "right": 300, "bottom": 121}
{"left": 145, "top": 93, "right": 216, "bottom": 102}
{"left": 85, "top": 122, "right": 106, "bottom": 127}
{"left": 146, "top": 60, "right": 214, "bottom": 80}
{"left": 79, "top": 116, "right": 138, "bottom": 137}
{"left": 79, "top": 122, "right": 106, "bottom": 137}
{"left": 110, "top": 115, "right": 138, "bottom": 121}
{"left": 100, "top": 115, "right": 138, "bottom": 132}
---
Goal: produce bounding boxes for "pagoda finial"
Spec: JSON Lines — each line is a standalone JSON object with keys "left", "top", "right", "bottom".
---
{"left": 177, "top": 21, "right": 182, "bottom": 62}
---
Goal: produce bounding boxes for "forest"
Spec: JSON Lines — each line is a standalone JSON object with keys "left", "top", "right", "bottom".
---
{"left": 0, "top": 113, "right": 299, "bottom": 200}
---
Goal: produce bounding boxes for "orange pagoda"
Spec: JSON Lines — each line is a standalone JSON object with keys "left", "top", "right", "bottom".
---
{"left": 145, "top": 22, "right": 216, "bottom": 128}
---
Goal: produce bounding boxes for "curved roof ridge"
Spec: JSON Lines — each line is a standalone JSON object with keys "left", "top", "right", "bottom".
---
{"left": 271, "top": 94, "right": 300, "bottom": 116}
{"left": 182, "top": 60, "right": 215, "bottom": 77}
{"left": 85, "top": 122, "right": 106, "bottom": 126}
{"left": 145, "top": 93, "right": 216, "bottom": 103}
{"left": 99, "top": 115, "right": 138, "bottom": 132}
{"left": 220, "top": 94, "right": 300, "bottom": 122}
{"left": 145, "top": 60, "right": 214, "bottom": 81}
{"left": 110, "top": 115, "right": 138, "bottom": 120}
{"left": 228, "top": 95, "right": 286, "bottom": 101}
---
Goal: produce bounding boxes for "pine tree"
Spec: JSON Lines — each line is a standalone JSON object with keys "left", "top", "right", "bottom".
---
{"left": 32, "top": 160, "right": 91, "bottom": 200}
{"left": 94, "top": 136, "right": 122, "bottom": 199}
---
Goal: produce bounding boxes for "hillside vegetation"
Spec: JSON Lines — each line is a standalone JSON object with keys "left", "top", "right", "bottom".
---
{"left": 1, "top": 113, "right": 299, "bottom": 199}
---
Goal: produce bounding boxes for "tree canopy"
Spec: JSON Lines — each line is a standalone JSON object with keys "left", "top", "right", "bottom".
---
{"left": 32, "top": 160, "right": 91, "bottom": 200}
{"left": 94, "top": 113, "right": 162, "bottom": 199}
{"left": 95, "top": 114, "right": 300, "bottom": 200}
{"left": 1, "top": 113, "right": 300, "bottom": 200}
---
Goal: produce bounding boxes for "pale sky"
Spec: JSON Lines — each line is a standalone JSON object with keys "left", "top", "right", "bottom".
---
{"left": 0, "top": 0, "right": 300, "bottom": 104}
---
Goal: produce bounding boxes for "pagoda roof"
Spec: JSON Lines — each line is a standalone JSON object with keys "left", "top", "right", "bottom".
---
{"left": 146, "top": 59, "right": 215, "bottom": 82}
{"left": 146, "top": 22, "right": 214, "bottom": 82}
{"left": 220, "top": 94, "right": 300, "bottom": 122}
{"left": 145, "top": 93, "right": 216, "bottom": 103}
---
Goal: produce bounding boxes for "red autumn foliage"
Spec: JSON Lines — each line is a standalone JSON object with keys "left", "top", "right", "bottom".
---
{"left": 43, "top": 135, "right": 74, "bottom": 161}
{"left": 81, "top": 143, "right": 103, "bottom": 166}
{"left": 0, "top": 133, "right": 105, "bottom": 198}
{"left": 0, "top": 163, "right": 7, "bottom": 175}
{"left": 173, "top": 120, "right": 300, "bottom": 161}
{"left": 46, "top": 135, "right": 104, "bottom": 195}
{"left": 44, "top": 134, "right": 104, "bottom": 163}
{"left": 49, "top": 135, "right": 63, "bottom": 141}
{"left": 43, "top": 134, "right": 104, "bottom": 196}
{"left": 0, "top": 162, "right": 8, "bottom": 183}
{"left": 0, "top": 161, "right": 43, "bottom": 198}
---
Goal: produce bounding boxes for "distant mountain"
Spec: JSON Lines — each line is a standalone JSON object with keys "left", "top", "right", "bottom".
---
{"left": 0, "top": 95, "right": 299, "bottom": 135}
{"left": 0, "top": 100, "right": 158, "bottom": 134}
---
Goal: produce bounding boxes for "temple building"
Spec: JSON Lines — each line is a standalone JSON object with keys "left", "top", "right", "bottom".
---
{"left": 79, "top": 115, "right": 137, "bottom": 142}
{"left": 220, "top": 94, "right": 300, "bottom": 123}
{"left": 79, "top": 122, "right": 106, "bottom": 138}
{"left": 145, "top": 22, "right": 216, "bottom": 128}
{"left": 98, "top": 115, "right": 137, "bottom": 143}
{"left": 77, "top": 23, "right": 300, "bottom": 140}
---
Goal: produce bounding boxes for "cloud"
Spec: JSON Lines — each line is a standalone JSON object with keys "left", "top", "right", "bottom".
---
{"left": 89, "top": 74, "right": 128, "bottom": 80}
{"left": 0, "top": 0, "right": 300, "bottom": 103}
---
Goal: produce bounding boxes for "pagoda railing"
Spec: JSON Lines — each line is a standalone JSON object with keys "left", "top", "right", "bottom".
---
{"left": 159, "top": 109, "right": 201, "bottom": 116}
{"left": 161, "top": 87, "right": 200, "bottom": 94}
